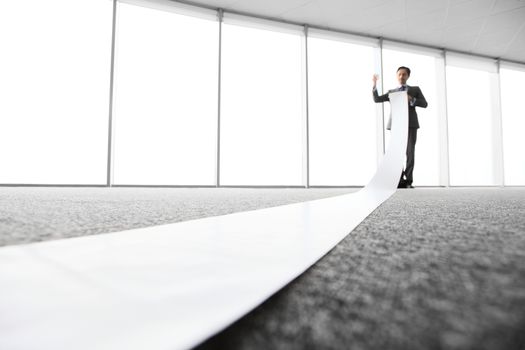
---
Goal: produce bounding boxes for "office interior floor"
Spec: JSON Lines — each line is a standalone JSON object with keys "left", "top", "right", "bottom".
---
{"left": 1, "top": 187, "right": 524, "bottom": 350}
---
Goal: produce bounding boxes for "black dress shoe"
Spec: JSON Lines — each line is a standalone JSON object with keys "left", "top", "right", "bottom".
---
{"left": 397, "top": 179, "right": 408, "bottom": 188}
{"left": 408, "top": 184, "right": 414, "bottom": 189}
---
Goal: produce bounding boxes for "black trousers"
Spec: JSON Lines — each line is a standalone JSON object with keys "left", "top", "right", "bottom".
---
{"left": 402, "top": 128, "right": 418, "bottom": 185}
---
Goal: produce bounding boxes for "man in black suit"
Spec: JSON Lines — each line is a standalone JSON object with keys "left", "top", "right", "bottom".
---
{"left": 372, "top": 66, "right": 428, "bottom": 188}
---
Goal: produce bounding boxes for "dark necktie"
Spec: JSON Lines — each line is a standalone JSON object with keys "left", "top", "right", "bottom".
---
{"left": 400, "top": 85, "right": 406, "bottom": 91}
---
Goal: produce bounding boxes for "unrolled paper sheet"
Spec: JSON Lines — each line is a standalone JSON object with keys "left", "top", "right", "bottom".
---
{"left": 0, "top": 92, "right": 408, "bottom": 350}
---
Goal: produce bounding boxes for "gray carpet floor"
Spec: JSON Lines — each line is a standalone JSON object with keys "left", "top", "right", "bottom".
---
{"left": 0, "top": 187, "right": 353, "bottom": 247}
{"left": 197, "top": 188, "right": 525, "bottom": 350}
{"left": 1, "top": 187, "right": 524, "bottom": 350}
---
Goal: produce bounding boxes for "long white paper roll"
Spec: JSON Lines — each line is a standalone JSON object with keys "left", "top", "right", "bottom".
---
{"left": 0, "top": 92, "right": 408, "bottom": 350}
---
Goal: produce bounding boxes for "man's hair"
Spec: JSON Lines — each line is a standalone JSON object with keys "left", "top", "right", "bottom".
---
{"left": 397, "top": 66, "right": 411, "bottom": 76}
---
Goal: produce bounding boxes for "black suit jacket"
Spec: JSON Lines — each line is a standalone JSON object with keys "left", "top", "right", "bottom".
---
{"left": 373, "top": 85, "right": 428, "bottom": 129}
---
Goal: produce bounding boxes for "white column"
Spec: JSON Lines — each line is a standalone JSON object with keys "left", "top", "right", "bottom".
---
{"left": 492, "top": 59, "right": 505, "bottom": 186}
{"left": 107, "top": 0, "right": 118, "bottom": 187}
{"left": 375, "top": 38, "right": 385, "bottom": 163}
{"left": 302, "top": 25, "right": 310, "bottom": 188}
{"left": 437, "top": 51, "right": 450, "bottom": 187}
{"left": 216, "top": 9, "right": 223, "bottom": 187}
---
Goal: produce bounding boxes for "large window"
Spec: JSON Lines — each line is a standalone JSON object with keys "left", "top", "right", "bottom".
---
{"left": 446, "top": 55, "right": 500, "bottom": 186}
{"left": 500, "top": 65, "right": 525, "bottom": 185}
{"left": 382, "top": 45, "right": 442, "bottom": 186}
{"left": 112, "top": 1, "right": 219, "bottom": 185}
{"left": 1, "top": 1, "right": 522, "bottom": 188}
{"left": 308, "top": 32, "right": 378, "bottom": 186}
{"left": 220, "top": 17, "right": 304, "bottom": 186}
{"left": 0, "top": 0, "right": 113, "bottom": 184}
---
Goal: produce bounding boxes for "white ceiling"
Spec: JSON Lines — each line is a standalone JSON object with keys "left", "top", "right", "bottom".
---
{"left": 181, "top": 0, "right": 525, "bottom": 63}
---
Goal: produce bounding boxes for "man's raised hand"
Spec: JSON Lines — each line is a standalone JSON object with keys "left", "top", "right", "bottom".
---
{"left": 372, "top": 74, "right": 379, "bottom": 88}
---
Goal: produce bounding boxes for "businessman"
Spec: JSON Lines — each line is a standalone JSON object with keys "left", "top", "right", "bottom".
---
{"left": 372, "top": 66, "right": 427, "bottom": 188}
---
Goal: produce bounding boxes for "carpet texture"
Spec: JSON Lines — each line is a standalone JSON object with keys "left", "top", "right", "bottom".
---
{"left": 0, "top": 187, "right": 353, "bottom": 247}
{"left": 1, "top": 187, "right": 524, "bottom": 350}
{"left": 195, "top": 188, "right": 525, "bottom": 350}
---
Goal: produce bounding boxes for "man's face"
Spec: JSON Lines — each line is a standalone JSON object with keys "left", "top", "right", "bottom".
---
{"left": 397, "top": 69, "right": 410, "bottom": 85}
